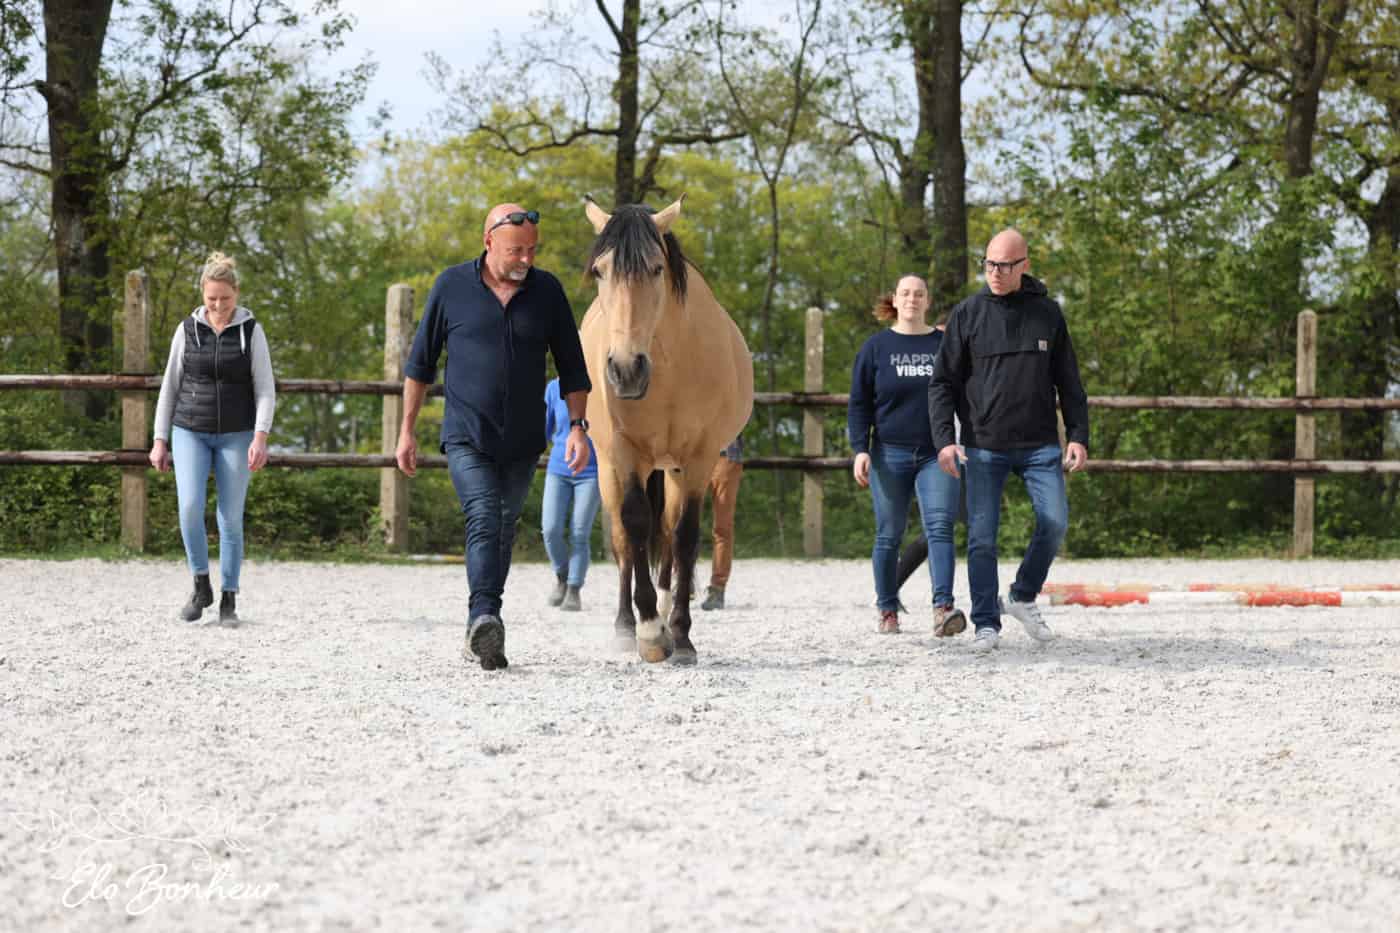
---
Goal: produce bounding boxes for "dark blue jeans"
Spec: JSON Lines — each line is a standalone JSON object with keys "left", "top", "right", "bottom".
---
{"left": 868, "top": 441, "right": 961, "bottom": 612}
{"left": 964, "top": 444, "right": 1069, "bottom": 631}
{"left": 445, "top": 443, "right": 537, "bottom": 622}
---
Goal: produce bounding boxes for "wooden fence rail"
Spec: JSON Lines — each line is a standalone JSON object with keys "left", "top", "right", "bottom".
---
{"left": 2, "top": 277, "right": 1396, "bottom": 557}
{"left": 4, "top": 376, "right": 1400, "bottom": 412}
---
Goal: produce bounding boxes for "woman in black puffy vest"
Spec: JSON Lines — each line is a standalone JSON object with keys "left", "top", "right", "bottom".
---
{"left": 149, "top": 252, "right": 276, "bottom": 624}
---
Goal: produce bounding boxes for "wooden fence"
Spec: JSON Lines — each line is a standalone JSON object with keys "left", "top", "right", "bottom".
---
{"left": 3, "top": 275, "right": 1399, "bottom": 558}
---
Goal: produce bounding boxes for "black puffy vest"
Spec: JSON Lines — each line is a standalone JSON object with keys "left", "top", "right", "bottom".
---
{"left": 172, "top": 317, "right": 259, "bottom": 434}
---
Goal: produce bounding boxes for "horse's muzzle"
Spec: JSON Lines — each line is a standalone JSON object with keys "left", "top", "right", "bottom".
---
{"left": 606, "top": 353, "right": 651, "bottom": 400}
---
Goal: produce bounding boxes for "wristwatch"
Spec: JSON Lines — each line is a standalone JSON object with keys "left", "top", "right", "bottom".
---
{"left": 569, "top": 417, "right": 590, "bottom": 432}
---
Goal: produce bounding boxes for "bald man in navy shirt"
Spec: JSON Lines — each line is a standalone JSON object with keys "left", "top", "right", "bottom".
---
{"left": 397, "top": 203, "right": 593, "bottom": 671}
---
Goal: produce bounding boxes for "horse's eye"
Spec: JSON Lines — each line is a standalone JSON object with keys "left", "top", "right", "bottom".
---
{"left": 651, "top": 265, "right": 664, "bottom": 277}
{"left": 590, "top": 265, "right": 601, "bottom": 278}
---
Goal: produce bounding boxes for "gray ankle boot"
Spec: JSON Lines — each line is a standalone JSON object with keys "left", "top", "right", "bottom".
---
{"left": 547, "top": 574, "right": 567, "bottom": 607}
{"left": 561, "top": 585, "right": 582, "bottom": 611}
{"left": 219, "top": 591, "right": 239, "bottom": 625}
{"left": 181, "top": 574, "right": 214, "bottom": 621}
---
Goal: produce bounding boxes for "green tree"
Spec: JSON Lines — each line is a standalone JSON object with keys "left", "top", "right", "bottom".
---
{"left": 0, "top": 0, "right": 366, "bottom": 417}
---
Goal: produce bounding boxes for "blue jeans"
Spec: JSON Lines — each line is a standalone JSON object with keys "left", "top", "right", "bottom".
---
{"left": 445, "top": 443, "right": 537, "bottom": 622}
{"left": 964, "top": 444, "right": 1069, "bottom": 631}
{"left": 171, "top": 425, "right": 253, "bottom": 592}
{"left": 868, "top": 442, "right": 961, "bottom": 612}
{"left": 541, "top": 471, "right": 602, "bottom": 587}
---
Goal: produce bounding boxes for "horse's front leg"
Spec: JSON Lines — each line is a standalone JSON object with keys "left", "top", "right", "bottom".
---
{"left": 599, "top": 465, "right": 636, "bottom": 651}
{"left": 622, "top": 474, "right": 671, "bottom": 663}
{"left": 666, "top": 491, "right": 703, "bottom": 665}
{"left": 612, "top": 546, "right": 637, "bottom": 653}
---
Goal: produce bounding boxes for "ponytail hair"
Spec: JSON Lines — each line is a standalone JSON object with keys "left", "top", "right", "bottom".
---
{"left": 870, "top": 272, "right": 927, "bottom": 323}
{"left": 199, "top": 251, "right": 240, "bottom": 290}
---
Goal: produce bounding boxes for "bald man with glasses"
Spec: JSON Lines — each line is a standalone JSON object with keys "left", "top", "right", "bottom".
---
{"left": 397, "top": 203, "right": 593, "bottom": 670}
{"left": 927, "top": 228, "right": 1090, "bottom": 653}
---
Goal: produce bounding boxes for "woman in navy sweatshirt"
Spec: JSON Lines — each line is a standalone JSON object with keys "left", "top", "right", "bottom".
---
{"left": 847, "top": 274, "right": 966, "bottom": 637}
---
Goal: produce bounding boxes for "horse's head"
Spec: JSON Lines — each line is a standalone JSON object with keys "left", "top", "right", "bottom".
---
{"left": 584, "top": 196, "right": 688, "bottom": 400}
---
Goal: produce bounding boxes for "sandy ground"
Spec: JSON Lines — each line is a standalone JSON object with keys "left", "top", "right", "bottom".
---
{"left": 2, "top": 555, "right": 1399, "bottom": 932}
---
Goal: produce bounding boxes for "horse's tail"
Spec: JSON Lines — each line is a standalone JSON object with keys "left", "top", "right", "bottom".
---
{"left": 646, "top": 469, "right": 667, "bottom": 576}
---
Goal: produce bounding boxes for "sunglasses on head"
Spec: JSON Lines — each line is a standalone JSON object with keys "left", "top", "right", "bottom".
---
{"left": 487, "top": 209, "right": 541, "bottom": 234}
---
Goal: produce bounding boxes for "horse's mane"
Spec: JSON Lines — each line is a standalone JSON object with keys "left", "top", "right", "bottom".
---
{"left": 584, "top": 204, "right": 689, "bottom": 302}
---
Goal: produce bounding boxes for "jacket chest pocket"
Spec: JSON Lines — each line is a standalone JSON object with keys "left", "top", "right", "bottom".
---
{"left": 970, "top": 328, "right": 1054, "bottom": 360}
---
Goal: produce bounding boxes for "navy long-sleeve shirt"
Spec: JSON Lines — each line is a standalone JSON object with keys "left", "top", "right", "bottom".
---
{"left": 847, "top": 328, "right": 944, "bottom": 454}
{"left": 404, "top": 255, "right": 592, "bottom": 462}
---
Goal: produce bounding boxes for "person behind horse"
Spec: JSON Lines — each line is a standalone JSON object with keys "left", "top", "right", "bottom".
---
{"left": 396, "top": 203, "right": 592, "bottom": 670}
{"left": 849, "top": 273, "right": 967, "bottom": 637}
{"left": 148, "top": 251, "right": 275, "bottom": 625}
{"left": 700, "top": 432, "right": 745, "bottom": 611}
{"left": 542, "top": 376, "right": 601, "bottom": 612}
{"left": 929, "top": 228, "right": 1089, "bottom": 652}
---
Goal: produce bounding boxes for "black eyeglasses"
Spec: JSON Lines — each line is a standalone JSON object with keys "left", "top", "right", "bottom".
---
{"left": 487, "top": 209, "right": 540, "bottom": 234}
{"left": 983, "top": 256, "right": 1026, "bottom": 275}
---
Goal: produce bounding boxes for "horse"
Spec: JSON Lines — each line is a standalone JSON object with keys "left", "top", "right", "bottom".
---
{"left": 579, "top": 195, "right": 754, "bottom": 665}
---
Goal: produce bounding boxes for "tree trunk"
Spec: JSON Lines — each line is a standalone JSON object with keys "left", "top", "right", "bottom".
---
{"left": 612, "top": 0, "right": 641, "bottom": 206}
{"left": 897, "top": 2, "right": 935, "bottom": 273}
{"left": 927, "top": 0, "right": 967, "bottom": 314}
{"left": 43, "top": 0, "right": 116, "bottom": 418}
{"left": 1267, "top": 0, "right": 1347, "bottom": 501}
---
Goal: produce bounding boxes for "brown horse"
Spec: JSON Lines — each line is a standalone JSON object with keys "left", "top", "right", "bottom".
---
{"left": 580, "top": 196, "right": 754, "bottom": 665}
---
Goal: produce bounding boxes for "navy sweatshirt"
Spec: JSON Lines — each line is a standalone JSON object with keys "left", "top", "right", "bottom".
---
{"left": 847, "top": 328, "right": 944, "bottom": 455}
{"left": 404, "top": 255, "right": 592, "bottom": 462}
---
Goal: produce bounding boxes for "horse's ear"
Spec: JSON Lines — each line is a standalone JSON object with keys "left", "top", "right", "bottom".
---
{"left": 652, "top": 194, "right": 685, "bottom": 235}
{"left": 584, "top": 196, "right": 611, "bottom": 234}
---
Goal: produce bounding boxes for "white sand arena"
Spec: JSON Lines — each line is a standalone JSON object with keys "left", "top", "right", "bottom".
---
{"left": 3, "top": 555, "right": 1399, "bottom": 931}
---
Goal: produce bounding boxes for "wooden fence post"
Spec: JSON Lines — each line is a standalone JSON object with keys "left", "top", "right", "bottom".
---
{"left": 803, "top": 307, "right": 824, "bottom": 557}
{"left": 1293, "top": 309, "right": 1317, "bottom": 558}
{"left": 120, "top": 271, "right": 151, "bottom": 551}
{"left": 380, "top": 284, "right": 414, "bottom": 551}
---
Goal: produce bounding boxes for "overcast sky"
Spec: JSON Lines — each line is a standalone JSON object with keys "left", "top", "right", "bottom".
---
{"left": 325, "top": 1, "right": 607, "bottom": 137}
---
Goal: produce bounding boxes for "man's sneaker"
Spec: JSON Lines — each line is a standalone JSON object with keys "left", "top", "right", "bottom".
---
{"left": 971, "top": 627, "right": 1000, "bottom": 652}
{"left": 1001, "top": 595, "right": 1057, "bottom": 643}
{"left": 877, "top": 609, "right": 901, "bottom": 634}
{"left": 464, "top": 615, "right": 509, "bottom": 670}
{"left": 932, "top": 604, "right": 967, "bottom": 637}
{"left": 547, "top": 575, "right": 567, "bottom": 607}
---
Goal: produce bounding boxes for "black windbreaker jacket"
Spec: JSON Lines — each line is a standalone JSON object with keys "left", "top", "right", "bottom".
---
{"left": 927, "top": 275, "right": 1089, "bottom": 453}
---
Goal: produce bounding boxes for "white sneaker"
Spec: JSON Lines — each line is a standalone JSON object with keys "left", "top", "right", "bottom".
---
{"left": 1001, "top": 595, "right": 1056, "bottom": 643}
{"left": 971, "top": 627, "right": 1000, "bottom": 652}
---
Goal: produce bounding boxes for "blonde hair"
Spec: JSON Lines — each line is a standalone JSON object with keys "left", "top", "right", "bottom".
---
{"left": 199, "top": 251, "right": 240, "bottom": 290}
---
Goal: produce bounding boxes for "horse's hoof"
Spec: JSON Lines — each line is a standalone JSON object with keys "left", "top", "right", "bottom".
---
{"left": 638, "top": 640, "right": 673, "bottom": 663}
{"left": 670, "top": 646, "right": 697, "bottom": 666}
{"left": 635, "top": 620, "right": 674, "bottom": 663}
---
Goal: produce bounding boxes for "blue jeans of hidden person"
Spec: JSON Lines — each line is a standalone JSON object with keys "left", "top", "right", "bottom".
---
{"left": 964, "top": 444, "right": 1069, "bottom": 631}
{"left": 868, "top": 441, "right": 961, "bottom": 613}
{"left": 541, "top": 471, "right": 602, "bottom": 587}
{"left": 446, "top": 443, "right": 537, "bottom": 623}
{"left": 171, "top": 425, "right": 253, "bottom": 592}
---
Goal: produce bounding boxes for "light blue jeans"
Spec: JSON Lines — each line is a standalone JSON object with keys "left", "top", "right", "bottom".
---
{"left": 171, "top": 425, "right": 253, "bottom": 592}
{"left": 964, "top": 444, "right": 1069, "bottom": 631}
{"left": 541, "top": 471, "right": 602, "bottom": 587}
{"left": 869, "top": 441, "right": 961, "bottom": 612}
